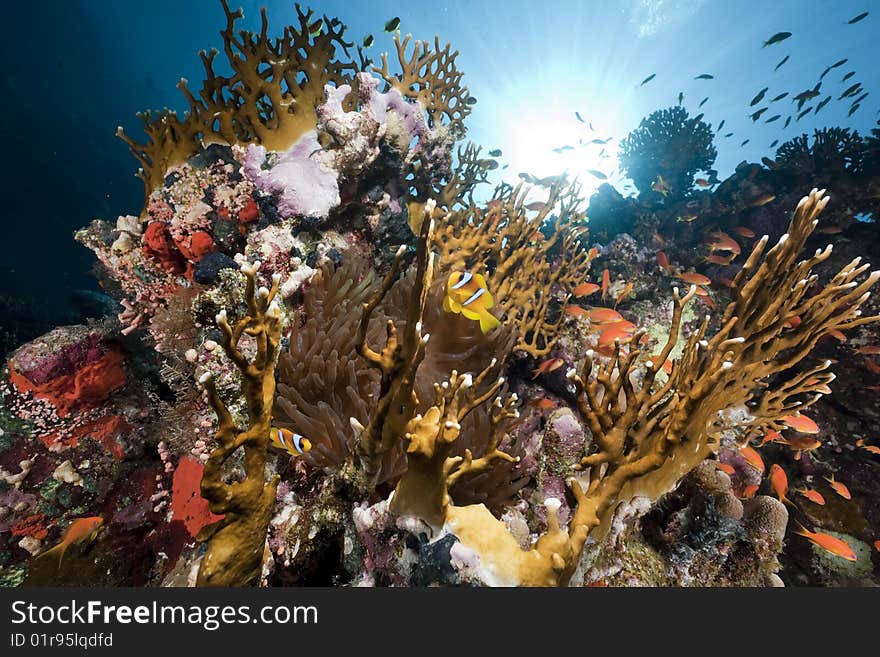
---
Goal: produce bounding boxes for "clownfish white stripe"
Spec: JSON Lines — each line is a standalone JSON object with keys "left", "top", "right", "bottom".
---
{"left": 452, "top": 271, "right": 473, "bottom": 290}
{"left": 276, "top": 429, "right": 288, "bottom": 450}
{"left": 462, "top": 287, "right": 486, "bottom": 307}
{"left": 292, "top": 433, "right": 305, "bottom": 453}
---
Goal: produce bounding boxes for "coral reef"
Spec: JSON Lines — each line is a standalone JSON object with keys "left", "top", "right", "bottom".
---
{"left": 4, "top": 2, "right": 880, "bottom": 590}
{"left": 776, "top": 127, "right": 866, "bottom": 179}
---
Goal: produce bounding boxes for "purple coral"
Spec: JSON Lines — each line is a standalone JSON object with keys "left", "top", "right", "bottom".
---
{"left": 243, "top": 133, "right": 341, "bottom": 220}
{"left": 318, "top": 72, "right": 430, "bottom": 176}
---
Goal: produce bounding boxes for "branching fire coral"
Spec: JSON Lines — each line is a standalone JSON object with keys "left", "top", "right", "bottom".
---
{"left": 373, "top": 35, "right": 474, "bottom": 137}
{"left": 196, "top": 260, "right": 282, "bottom": 586}
{"left": 118, "top": 1, "right": 359, "bottom": 198}
{"left": 352, "top": 203, "right": 436, "bottom": 485}
{"left": 433, "top": 181, "right": 592, "bottom": 356}
{"left": 434, "top": 189, "right": 879, "bottom": 586}
{"left": 390, "top": 365, "right": 519, "bottom": 529}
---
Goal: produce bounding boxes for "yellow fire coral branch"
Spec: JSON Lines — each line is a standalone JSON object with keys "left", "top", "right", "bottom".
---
{"left": 374, "top": 34, "right": 473, "bottom": 136}
{"left": 390, "top": 363, "right": 519, "bottom": 529}
{"left": 434, "top": 180, "right": 591, "bottom": 355}
{"left": 353, "top": 202, "right": 437, "bottom": 484}
{"left": 119, "top": 0, "right": 358, "bottom": 201}
{"left": 441, "top": 189, "right": 879, "bottom": 586}
{"left": 196, "top": 260, "right": 282, "bottom": 586}
{"left": 563, "top": 191, "right": 879, "bottom": 543}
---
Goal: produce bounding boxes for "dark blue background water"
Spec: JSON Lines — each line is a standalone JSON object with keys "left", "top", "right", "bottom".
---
{"left": 2, "top": 0, "right": 877, "bottom": 350}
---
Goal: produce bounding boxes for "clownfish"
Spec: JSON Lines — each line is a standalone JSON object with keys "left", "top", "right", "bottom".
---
{"left": 270, "top": 427, "right": 312, "bottom": 456}
{"left": 443, "top": 271, "right": 501, "bottom": 334}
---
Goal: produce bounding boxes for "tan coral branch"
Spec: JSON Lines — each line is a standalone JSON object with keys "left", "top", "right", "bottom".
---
{"left": 389, "top": 358, "right": 517, "bottom": 529}
{"left": 354, "top": 202, "right": 437, "bottom": 484}
{"left": 195, "top": 260, "right": 282, "bottom": 586}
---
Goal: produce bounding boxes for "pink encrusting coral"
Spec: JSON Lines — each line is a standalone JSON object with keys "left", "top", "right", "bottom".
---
{"left": 243, "top": 134, "right": 341, "bottom": 219}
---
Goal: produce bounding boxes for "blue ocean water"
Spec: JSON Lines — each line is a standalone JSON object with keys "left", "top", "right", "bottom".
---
{"left": 2, "top": 0, "right": 877, "bottom": 346}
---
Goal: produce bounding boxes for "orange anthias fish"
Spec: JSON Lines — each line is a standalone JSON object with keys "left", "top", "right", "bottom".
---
{"left": 740, "top": 445, "right": 765, "bottom": 473}
{"left": 695, "top": 178, "right": 711, "bottom": 187}
{"left": 862, "top": 445, "right": 880, "bottom": 455}
{"left": 532, "top": 357, "right": 565, "bottom": 379}
{"left": 587, "top": 246, "right": 600, "bottom": 261}
{"left": 741, "top": 484, "right": 759, "bottom": 499}
{"left": 825, "top": 476, "right": 851, "bottom": 500}
{"left": 827, "top": 329, "right": 847, "bottom": 342}
{"left": 704, "top": 254, "right": 735, "bottom": 266}
{"left": 781, "top": 414, "right": 820, "bottom": 434}
{"left": 598, "top": 321, "right": 637, "bottom": 349}
{"left": 565, "top": 304, "right": 590, "bottom": 317}
{"left": 588, "top": 308, "right": 625, "bottom": 324}
{"left": 677, "top": 272, "right": 712, "bottom": 286}
{"left": 614, "top": 282, "right": 634, "bottom": 306}
{"left": 769, "top": 463, "right": 792, "bottom": 505}
{"left": 657, "top": 251, "right": 672, "bottom": 272}
{"left": 601, "top": 269, "right": 610, "bottom": 301}
{"left": 732, "top": 226, "right": 756, "bottom": 238}
{"left": 805, "top": 376, "right": 832, "bottom": 395}
{"left": 759, "top": 429, "right": 783, "bottom": 446}
{"left": 865, "top": 360, "right": 880, "bottom": 375}
{"left": 530, "top": 398, "right": 558, "bottom": 410}
{"left": 443, "top": 271, "right": 502, "bottom": 334}
{"left": 855, "top": 346, "right": 880, "bottom": 355}
{"left": 715, "top": 462, "right": 736, "bottom": 475}
{"left": 793, "top": 523, "right": 857, "bottom": 561}
{"left": 705, "top": 231, "right": 741, "bottom": 255}
{"left": 270, "top": 426, "right": 312, "bottom": 457}
{"left": 652, "top": 175, "right": 672, "bottom": 196}
{"left": 573, "top": 282, "right": 601, "bottom": 297}
{"left": 40, "top": 517, "right": 104, "bottom": 565}
{"left": 694, "top": 288, "right": 715, "bottom": 308}
{"left": 780, "top": 435, "right": 821, "bottom": 460}
{"left": 797, "top": 488, "right": 826, "bottom": 505}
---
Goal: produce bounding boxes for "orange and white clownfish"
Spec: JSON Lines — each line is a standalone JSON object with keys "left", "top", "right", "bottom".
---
{"left": 443, "top": 271, "right": 501, "bottom": 334}
{"left": 270, "top": 427, "right": 312, "bottom": 457}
